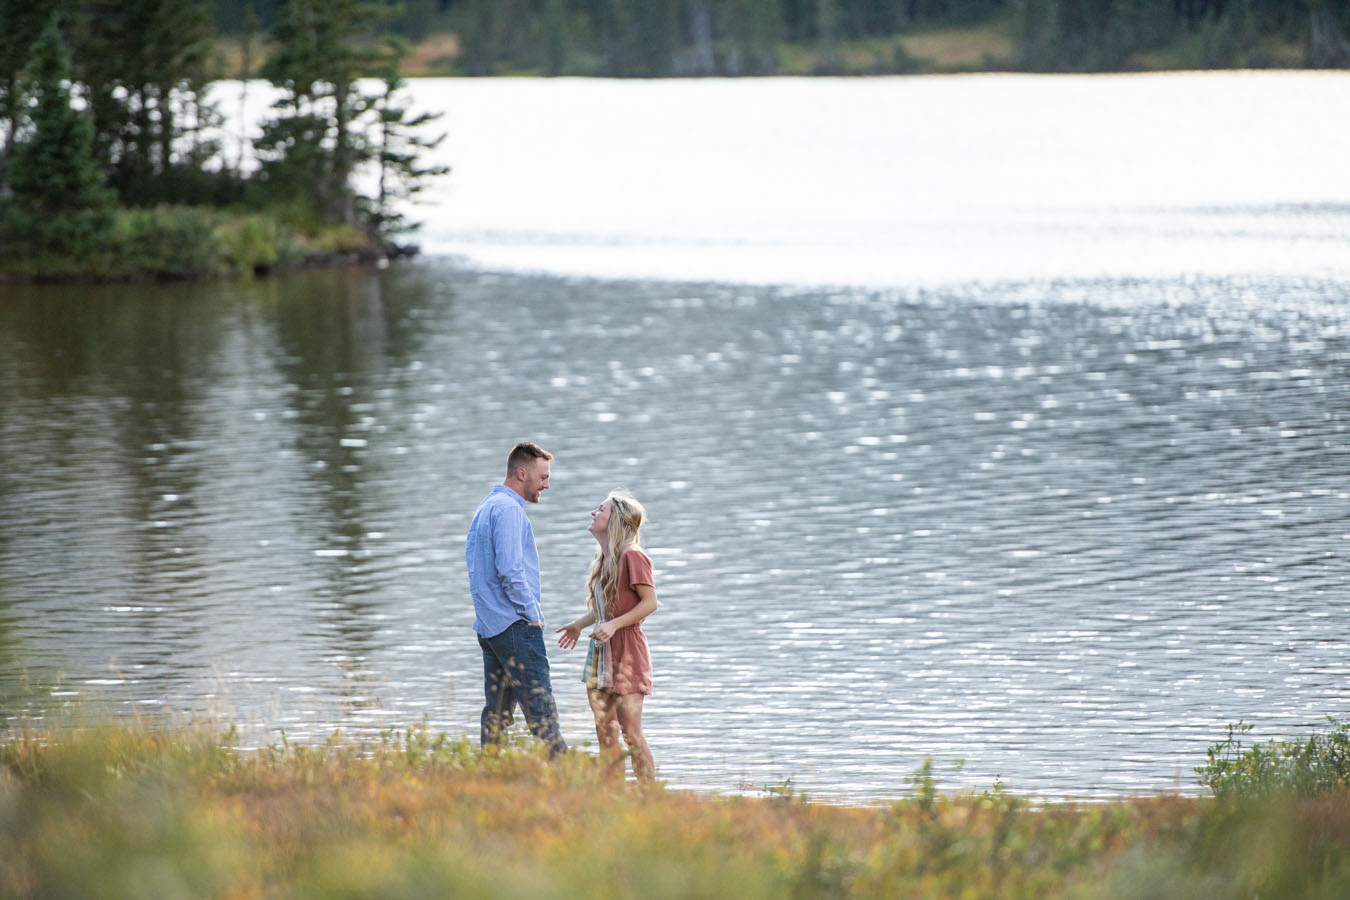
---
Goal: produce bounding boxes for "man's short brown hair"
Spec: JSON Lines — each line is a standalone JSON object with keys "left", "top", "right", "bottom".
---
{"left": 507, "top": 441, "right": 553, "bottom": 477}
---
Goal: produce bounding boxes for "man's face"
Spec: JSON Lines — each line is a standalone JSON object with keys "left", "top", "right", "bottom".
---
{"left": 519, "top": 458, "right": 551, "bottom": 503}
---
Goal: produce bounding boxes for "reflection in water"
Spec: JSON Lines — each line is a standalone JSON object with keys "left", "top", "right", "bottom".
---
{"left": 1, "top": 264, "right": 1349, "bottom": 799}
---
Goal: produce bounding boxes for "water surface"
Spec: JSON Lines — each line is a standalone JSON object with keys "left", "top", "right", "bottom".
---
{"left": 3, "top": 73, "right": 1350, "bottom": 800}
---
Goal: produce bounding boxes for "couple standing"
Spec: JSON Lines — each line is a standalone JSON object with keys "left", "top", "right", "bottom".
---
{"left": 465, "top": 441, "right": 659, "bottom": 780}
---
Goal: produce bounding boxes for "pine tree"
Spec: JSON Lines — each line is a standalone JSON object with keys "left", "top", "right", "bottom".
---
{"left": 720, "top": 0, "right": 781, "bottom": 75}
{"left": 3, "top": 14, "right": 114, "bottom": 257}
{"left": 540, "top": 0, "right": 571, "bottom": 76}
{"left": 0, "top": 0, "right": 50, "bottom": 186}
{"left": 71, "top": 0, "right": 217, "bottom": 202}
{"left": 816, "top": 0, "right": 843, "bottom": 73}
{"left": 1307, "top": 0, "right": 1350, "bottom": 66}
{"left": 368, "top": 38, "right": 449, "bottom": 239}
{"left": 257, "top": 0, "right": 395, "bottom": 225}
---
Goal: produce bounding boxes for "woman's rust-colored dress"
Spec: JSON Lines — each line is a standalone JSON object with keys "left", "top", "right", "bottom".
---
{"left": 582, "top": 547, "right": 654, "bottom": 695}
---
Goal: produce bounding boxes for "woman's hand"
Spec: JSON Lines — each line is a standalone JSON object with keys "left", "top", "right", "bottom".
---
{"left": 589, "top": 621, "right": 616, "bottom": 644}
{"left": 556, "top": 622, "right": 583, "bottom": 650}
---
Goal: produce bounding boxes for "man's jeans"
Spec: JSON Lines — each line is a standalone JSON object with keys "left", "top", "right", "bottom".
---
{"left": 478, "top": 620, "right": 566, "bottom": 757}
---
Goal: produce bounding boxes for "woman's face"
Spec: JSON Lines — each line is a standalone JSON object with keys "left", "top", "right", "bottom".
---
{"left": 588, "top": 500, "right": 612, "bottom": 538}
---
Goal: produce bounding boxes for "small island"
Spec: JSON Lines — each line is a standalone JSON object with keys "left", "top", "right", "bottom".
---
{"left": 0, "top": 2, "right": 445, "bottom": 283}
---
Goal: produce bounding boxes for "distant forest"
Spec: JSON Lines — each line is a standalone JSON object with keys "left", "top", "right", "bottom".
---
{"left": 213, "top": 0, "right": 1350, "bottom": 77}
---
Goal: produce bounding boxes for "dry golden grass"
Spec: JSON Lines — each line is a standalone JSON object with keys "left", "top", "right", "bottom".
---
{"left": 900, "top": 20, "right": 1018, "bottom": 71}
{"left": 399, "top": 32, "right": 462, "bottom": 77}
{"left": 209, "top": 32, "right": 462, "bottom": 80}
{"left": 3, "top": 721, "right": 1350, "bottom": 898}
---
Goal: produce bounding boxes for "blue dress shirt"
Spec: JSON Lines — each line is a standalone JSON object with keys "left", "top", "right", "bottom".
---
{"left": 466, "top": 484, "right": 543, "bottom": 637}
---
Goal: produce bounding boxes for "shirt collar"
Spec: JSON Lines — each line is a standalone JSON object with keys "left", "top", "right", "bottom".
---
{"left": 492, "top": 483, "right": 526, "bottom": 506}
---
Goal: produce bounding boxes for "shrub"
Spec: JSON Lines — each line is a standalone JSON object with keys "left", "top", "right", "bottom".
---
{"left": 1197, "top": 717, "right": 1350, "bottom": 800}
{"left": 214, "top": 213, "right": 304, "bottom": 274}
{"left": 0, "top": 200, "right": 115, "bottom": 273}
{"left": 103, "top": 206, "right": 227, "bottom": 278}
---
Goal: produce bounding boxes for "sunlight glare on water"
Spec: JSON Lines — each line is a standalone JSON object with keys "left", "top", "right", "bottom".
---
{"left": 2, "top": 73, "right": 1350, "bottom": 801}
{"left": 400, "top": 72, "right": 1350, "bottom": 287}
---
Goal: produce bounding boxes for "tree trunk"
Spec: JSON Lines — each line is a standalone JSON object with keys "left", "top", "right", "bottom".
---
{"left": 686, "top": 0, "right": 715, "bottom": 75}
{"left": 816, "top": 0, "right": 841, "bottom": 74}
{"left": 1308, "top": 1, "right": 1350, "bottom": 67}
{"left": 157, "top": 82, "right": 173, "bottom": 176}
{"left": 332, "top": 79, "right": 355, "bottom": 226}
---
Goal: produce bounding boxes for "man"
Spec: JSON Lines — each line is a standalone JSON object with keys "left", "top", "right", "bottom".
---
{"left": 465, "top": 441, "right": 566, "bottom": 756}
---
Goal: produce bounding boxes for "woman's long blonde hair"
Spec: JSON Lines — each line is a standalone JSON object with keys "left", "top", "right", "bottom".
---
{"left": 585, "top": 489, "right": 647, "bottom": 618}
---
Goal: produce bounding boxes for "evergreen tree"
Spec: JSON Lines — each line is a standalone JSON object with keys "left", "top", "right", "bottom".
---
{"left": 452, "top": 0, "right": 499, "bottom": 75}
{"left": 539, "top": 0, "right": 571, "bottom": 76}
{"left": 233, "top": 3, "right": 263, "bottom": 172}
{"left": 71, "top": 0, "right": 217, "bottom": 203}
{"left": 3, "top": 14, "right": 114, "bottom": 257}
{"left": 1307, "top": 0, "right": 1350, "bottom": 66}
{"left": 816, "top": 0, "right": 844, "bottom": 73}
{"left": 1199, "top": 0, "right": 1260, "bottom": 68}
{"left": 683, "top": 0, "right": 717, "bottom": 74}
{"left": 0, "top": 0, "right": 50, "bottom": 186}
{"left": 368, "top": 38, "right": 449, "bottom": 238}
{"left": 390, "top": 0, "right": 440, "bottom": 42}
{"left": 1018, "top": 0, "right": 1139, "bottom": 71}
{"left": 257, "top": 0, "right": 395, "bottom": 225}
{"left": 719, "top": 0, "right": 781, "bottom": 75}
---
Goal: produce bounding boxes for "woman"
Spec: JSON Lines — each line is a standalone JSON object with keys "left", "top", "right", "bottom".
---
{"left": 556, "top": 489, "right": 660, "bottom": 781}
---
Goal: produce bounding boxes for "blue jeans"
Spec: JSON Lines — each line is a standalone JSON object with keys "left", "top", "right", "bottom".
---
{"left": 478, "top": 620, "right": 566, "bottom": 757}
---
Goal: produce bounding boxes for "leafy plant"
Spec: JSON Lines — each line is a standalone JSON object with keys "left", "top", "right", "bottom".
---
{"left": 1197, "top": 717, "right": 1350, "bottom": 799}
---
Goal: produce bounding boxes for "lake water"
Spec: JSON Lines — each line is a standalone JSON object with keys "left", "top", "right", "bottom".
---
{"left": 2, "top": 73, "right": 1350, "bottom": 801}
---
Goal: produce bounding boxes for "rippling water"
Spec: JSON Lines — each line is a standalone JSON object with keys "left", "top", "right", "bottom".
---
{"left": 3, "top": 73, "right": 1350, "bottom": 800}
{"left": 3, "top": 267, "right": 1349, "bottom": 799}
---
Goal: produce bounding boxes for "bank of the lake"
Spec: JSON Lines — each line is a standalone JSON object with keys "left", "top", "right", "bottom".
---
{"left": 384, "top": 5, "right": 1316, "bottom": 78}
{"left": 0, "top": 206, "right": 418, "bottom": 284}
{"left": 3, "top": 722, "right": 1349, "bottom": 899}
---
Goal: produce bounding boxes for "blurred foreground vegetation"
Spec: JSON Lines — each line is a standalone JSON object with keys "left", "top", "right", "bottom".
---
{"left": 3, "top": 719, "right": 1350, "bottom": 898}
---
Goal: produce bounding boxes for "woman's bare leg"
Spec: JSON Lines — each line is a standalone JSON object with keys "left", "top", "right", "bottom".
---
{"left": 616, "top": 693, "right": 655, "bottom": 782}
{"left": 587, "top": 688, "right": 622, "bottom": 775}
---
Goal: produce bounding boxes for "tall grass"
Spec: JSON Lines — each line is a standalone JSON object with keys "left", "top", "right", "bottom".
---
{"left": 0, "top": 205, "right": 375, "bottom": 282}
{"left": 3, "top": 720, "right": 1350, "bottom": 898}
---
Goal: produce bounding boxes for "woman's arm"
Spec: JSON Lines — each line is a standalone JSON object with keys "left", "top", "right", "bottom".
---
{"left": 589, "top": 585, "right": 658, "bottom": 644}
{"left": 555, "top": 611, "right": 597, "bottom": 649}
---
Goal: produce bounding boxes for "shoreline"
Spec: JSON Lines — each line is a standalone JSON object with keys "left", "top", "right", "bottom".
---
{"left": 0, "top": 210, "right": 422, "bottom": 286}
{"left": 334, "top": 11, "right": 1317, "bottom": 79}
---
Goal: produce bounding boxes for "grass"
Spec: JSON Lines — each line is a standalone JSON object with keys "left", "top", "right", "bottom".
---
{"left": 897, "top": 14, "right": 1019, "bottom": 72}
{"left": 1132, "top": 32, "right": 1306, "bottom": 71}
{"left": 775, "top": 20, "right": 1016, "bottom": 76}
{"left": 214, "top": 32, "right": 464, "bottom": 80}
{"left": 4, "top": 720, "right": 1350, "bottom": 898}
{"left": 0, "top": 204, "right": 389, "bottom": 283}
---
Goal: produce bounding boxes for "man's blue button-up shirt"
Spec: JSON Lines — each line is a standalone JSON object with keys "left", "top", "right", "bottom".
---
{"left": 466, "top": 484, "right": 543, "bottom": 637}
